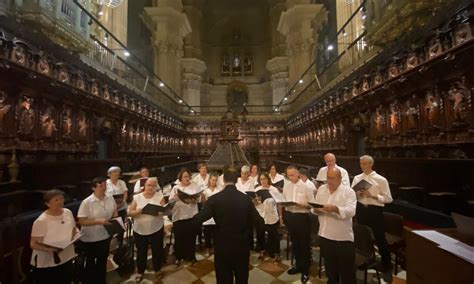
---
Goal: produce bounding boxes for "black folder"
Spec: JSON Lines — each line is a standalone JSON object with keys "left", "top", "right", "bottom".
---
{"left": 246, "top": 191, "right": 257, "bottom": 199}
{"left": 256, "top": 189, "right": 272, "bottom": 201}
{"left": 273, "top": 180, "right": 284, "bottom": 189}
{"left": 352, "top": 179, "right": 372, "bottom": 192}
{"left": 307, "top": 202, "right": 324, "bottom": 208}
{"left": 177, "top": 189, "right": 203, "bottom": 201}
{"left": 141, "top": 201, "right": 175, "bottom": 216}
{"left": 103, "top": 218, "right": 125, "bottom": 236}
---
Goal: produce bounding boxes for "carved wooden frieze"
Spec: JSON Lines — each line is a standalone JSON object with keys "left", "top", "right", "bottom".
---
{"left": 0, "top": 91, "right": 11, "bottom": 133}
{"left": 16, "top": 95, "right": 35, "bottom": 136}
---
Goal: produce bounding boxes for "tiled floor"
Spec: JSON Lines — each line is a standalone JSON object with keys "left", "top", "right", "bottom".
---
{"left": 106, "top": 238, "right": 407, "bottom": 284}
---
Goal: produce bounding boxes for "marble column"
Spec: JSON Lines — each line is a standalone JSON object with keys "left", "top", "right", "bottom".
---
{"left": 266, "top": 57, "right": 289, "bottom": 106}
{"left": 181, "top": 58, "right": 207, "bottom": 112}
{"left": 143, "top": 0, "right": 192, "bottom": 95}
{"left": 277, "top": 0, "right": 326, "bottom": 86}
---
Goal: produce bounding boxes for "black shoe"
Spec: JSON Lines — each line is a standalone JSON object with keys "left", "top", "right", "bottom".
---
{"left": 300, "top": 273, "right": 309, "bottom": 283}
{"left": 287, "top": 266, "right": 301, "bottom": 275}
{"left": 382, "top": 270, "right": 393, "bottom": 283}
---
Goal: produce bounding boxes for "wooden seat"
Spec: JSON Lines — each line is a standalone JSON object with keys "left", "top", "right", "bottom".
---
{"left": 354, "top": 224, "right": 381, "bottom": 284}
{"left": 383, "top": 212, "right": 405, "bottom": 273}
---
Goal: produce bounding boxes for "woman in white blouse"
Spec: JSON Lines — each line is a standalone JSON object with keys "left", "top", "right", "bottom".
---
{"left": 106, "top": 166, "right": 128, "bottom": 246}
{"left": 254, "top": 173, "right": 281, "bottom": 262}
{"left": 201, "top": 173, "right": 222, "bottom": 256}
{"left": 128, "top": 177, "right": 166, "bottom": 282}
{"left": 169, "top": 168, "right": 201, "bottom": 265}
{"left": 269, "top": 164, "right": 285, "bottom": 190}
{"left": 30, "top": 190, "right": 78, "bottom": 284}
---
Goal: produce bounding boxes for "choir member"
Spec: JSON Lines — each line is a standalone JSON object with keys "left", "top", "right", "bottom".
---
{"left": 78, "top": 177, "right": 118, "bottom": 284}
{"left": 250, "top": 164, "right": 259, "bottom": 187}
{"left": 283, "top": 166, "right": 315, "bottom": 283}
{"left": 269, "top": 164, "right": 285, "bottom": 187}
{"left": 128, "top": 178, "right": 166, "bottom": 282}
{"left": 236, "top": 165, "right": 254, "bottom": 193}
{"left": 192, "top": 163, "right": 210, "bottom": 190}
{"left": 352, "top": 155, "right": 393, "bottom": 282}
{"left": 169, "top": 168, "right": 201, "bottom": 265}
{"left": 30, "top": 190, "right": 78, "bottom": 284}
{"left": 106, "top": 166, "right": 128, "bottom": 234}
{"left": 133, "top": 167, "right": 150, "bottom": 194}
{"left": 313, "top": 167, "right": 357, "bottom": 284}
{"left": 201, "top": 172, "right": 222, "bottom": 256}
{"left": 255, "top": 173, "right": 281, "bottom": 262}
{"left": 315, "top": 153, "right": 350, "bottom": 187}
{"left": 193, "top": 167, "right": 259, "bottom": 284}
{"left": 299, "top": 168, "right": 316, "bottom": 195}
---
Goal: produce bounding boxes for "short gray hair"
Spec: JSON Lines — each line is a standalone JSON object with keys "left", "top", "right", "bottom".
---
{"left": 107, "top": 166, "right": 121, "bottom": 175}
{"left": 360, "top": 155, "right": 374, "bottom": 166}
{"left": 241, "top": 165, "right": 250, "bottom": 173}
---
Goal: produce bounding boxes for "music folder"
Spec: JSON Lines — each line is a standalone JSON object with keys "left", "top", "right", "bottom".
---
{"left": 141, "top": 201, "right": 175, "bottom": 216}
{"left": 103, "top": 217, "right": 126, "bottom": 236}
{"left": 273, "top": 180, "right": 284, "bottom": 189}
{"left": 307, "top": 202, "right": 324, "bottom": 208}
{"left": 177, "top": 188, "right": 203, "bottom": 201}
{"left": 38, "top": 233, "right": 83, "bottom": 250}
{"left": 246, "top": 191, "right": 257, "bottom": 199}
{"left": 256, "top": 189, "right": 272, "bottom": 200}
{"left": 269, "top": 190, "right": 298, "bottom": 206}
{"left": 352, "top": 179, "right": 372, "bottom": 192}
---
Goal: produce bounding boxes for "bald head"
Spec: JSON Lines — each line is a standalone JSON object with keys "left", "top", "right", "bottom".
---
{"left": 326, "top": 167, "right": 342, "bottom": 190}
{"left": 324, "top": 153, "right": 337, "bottom": 168}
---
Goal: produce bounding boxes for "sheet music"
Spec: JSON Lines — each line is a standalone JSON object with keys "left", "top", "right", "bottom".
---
{"left": 439, "top": 242, "right": 474, "bottom": 264}
{"left": 412, "top": 230, "right": 458, "bottom": 246}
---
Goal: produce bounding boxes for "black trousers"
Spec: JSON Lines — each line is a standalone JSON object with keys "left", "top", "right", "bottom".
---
{"left": 214, "top": 251, "right": 249, "bottom": 284}
{"left": 174, "top": 218, "right": 197, "bottom": 261}
{"left": 265, "top": 221, "right": 280, "bottom": 257}
{"left": 285, "top": 212, "right": 311, "bottom": 273}
{"left": 82, "top": 238, "right": 111, "bottom": 284}
{"left": 134, "top": 228, "right": 164, "bottom": 274}
{"left": 203, "top": 225, "right": 216, "bottom": 249}
{"left": 356, "top": 203, "right": 391, "bottom": 271}
{"left": 320, "top": 237, "right": 356, "bottom": 284}
{"left": 117, "top": 209, "right": 127, "bottom": 247}
{"left": 32, "top": 260, "right": 73, "bottom": 284}
{"left": 255, "top": 216, "right": 266, "bottom": 252}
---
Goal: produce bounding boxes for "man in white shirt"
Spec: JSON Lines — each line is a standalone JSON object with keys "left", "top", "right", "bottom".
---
{"left": 283, "top": 166, "right": 315, "bottom": 283}
{"left": 314, "top": 167, "right": 357, "bottom": 284}
{"left": 316, "top": 153, "right": 350, "bottom": 187}
{"left": 352, "top": 155, "right": 393, "bottom": 282}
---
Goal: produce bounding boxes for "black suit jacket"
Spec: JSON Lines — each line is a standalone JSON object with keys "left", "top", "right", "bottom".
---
{"left": 194, "top": 184, "right": 259, "bottom": 255}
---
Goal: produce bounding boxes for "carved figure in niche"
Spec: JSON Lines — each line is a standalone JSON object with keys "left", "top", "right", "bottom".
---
{"left": 130, "top": 100, "right": 136, "bottom": 111}
{"left": 374, "top": 72, "right": 383, "bottom": 86}
{"left": 405, "top": 98, "right": 419, "bottom": 130}
{"left": 448, "top": 79, "right": 470, "bottom": 123}
{"left": 76, "top": 75, "right": 85, "bottom": 90}
{"left": 137, "top": 101, "right": 142, "bottom": 113}
{"left": 91, "top": 81, "right": 99, "bottom": 96}
{"left": 103, "top": 87, "right": 110, "bottom": 100}
{"left": 453, "top": 22, "right": 472, "bottom": 46}
{"left": 425, "top": 90, "right": 442, "bottom": 128}
{"left": 331, "top": 123, "right": 337, "bottom": 139}
{"left": 58, "top": 68, "right": 69, "bottom": 83}
{"left": 0, "top": 91, "right": 11, "bottom": 132}
{"left": 339, "top": 122, "right": 345, "bottom": 139}
{"left": 244, "top": 55, "right": 252, "bottom": 75}
{"left": 12, "top": 46, "right": 26, "bottom": 65}
{"left": 362, "top": 77, "right": 370, "bottom": 92}
{"left": 61, "top": 108, "right": 73, "bottom": 137}
{"left": 352, "top": 82, "right": 359, "bottom": 97}
{"left": 389, "top": 102, "right": 401, "bottom": 132}
{"left": 428, "top": 38, "right": 443, "bottom": 59}
{"left": 343, "top": 88, "right": 351, "bottom": 101}
{"left": 222, "top": 54, "right": 230, "bottom": 76}
{"left": 37, "top": 57, "right": 50, "bottom": 75}
{"left": 40, "top": 106, "right": 56, "bottom": 137}
{"left": 17, "top": 96, "right": 34, "bottom": 135}
{"left": 374, "top": 106, "right": 386, "bottom": 133}
{"left": 123, "top": 96, "right": 128, "bottom": 108}
{"left": 406, "top": 52, "right": 418, "bottom": 69}
{"left": 78, "top": 111, "right": 88, "bottom": 138}
{"left": 388, "top": 63, "right": 399, "bottom": 78}
{"left": 113, "top": 93, "right": 120, "bottom": 104}
{"left": 232, "top": 54, "right": 241, "bottom": 75}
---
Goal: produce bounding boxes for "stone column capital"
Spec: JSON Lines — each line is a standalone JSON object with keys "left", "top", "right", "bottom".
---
{"left": 181, "top": 58, "right": 207, "bottom": 75}
{"left": 266, "top": 56, "right": 289, "bottom": 74}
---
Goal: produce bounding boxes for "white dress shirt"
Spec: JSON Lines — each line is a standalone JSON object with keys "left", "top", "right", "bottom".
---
{"left": 106, "top": 179, "right": 128, "bottom": 211}
{"left": 255, "top": 186, "right": 280, "bottom": 224}
{"left": 169, "top": 183, "right": 200, "bottom": 222}
{"left": 316, "top": 165, "right": 350, "bottom": 186}
{"left": 303, "top": 179, "right": 317, "bottom": 194}
{"left": 282, "top": 179, "right": 316, "bottom": 213}
{"left": 236, "top": 177, "right": 255, "bottom": 193}
{"left": 192, "top": 173, "right": 210, "bottom": 190}
{"left": 133, "top": 192, "right": 164, "bottom": 235}
{"left": 314, "top": 183, "right": 357, "bottom": 242}
{"left": 202, "top": 186, "right": 222, "bottom": 225}
{"left": 78, "top": 194, "right": 117, "bottom": 242}
{"left": 352, "top": 171, "right": 393, "bottom": 207}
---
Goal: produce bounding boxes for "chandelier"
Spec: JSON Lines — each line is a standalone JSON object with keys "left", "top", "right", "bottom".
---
{"left": 97, "top": 0, "right": 123, "bottom": 8}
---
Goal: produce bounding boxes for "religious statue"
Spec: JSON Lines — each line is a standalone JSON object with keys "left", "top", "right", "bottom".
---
{"left": 389, "top": 102, "right": 401, "bottom": 132}
{"left": 17, "top": 95, "right": 34, "bottom": 135}
{"left": 428, "top": 38, "right": 443, "bottom": 59}
{"left": 232, "top": 54, "right": 241, "bottom": 76}
{"left": 40, "top": 106, "right": 57, "bottom": 137}
{"left": 76, "top": 75, "right": 85, "bottom": 90}
{"left": 448, "top": 79, "right": 470, "bottom": 124}
{"left": 374, "top": 72, "right": 383, "bottom": 86}
{"left": 37, "top": 57, "right": 50, "bottom": 75}
{"left": 0, "top": 91, "right": 11, "bottom": 132}
{"left": 388, "top": 63, "right": 399, "bottom": 78}
{"left": 406, "top": 52, "right": 418, "bottom": 70}
{"left": 58, "top": 68, "right": 69, "bottom": 83}
{"left": 102, "top": 86, "right": 110, "bottom": 101}
{"left": 405, "top": 97, "right": 419, "bottom": 130}
{"left": 78, "top": 111, "right": 88, "bottom": 138}
{"left": 123, "top": 96, "right": 128, "bottom": 109}
{"left": 12, "top": 46, "right": 26, "bottom": 65}
{"left": 130, "top": 99, "right": 136, "bottom": 111}
{"left": 91, "top": 81, "right": 99, "bottom": 96}
{"left": 61, "top": 108, "right": 73, "bottom": 137}
{"left": 425, "top": 90, "right": 442, "bottom": 128}
{"left": 243, "top": 55, "right": 252, "bottom": 75}
{"left": 362, "top": 77, "right": 370, "bottom": 92}
{"left": 352, "top": 82, "right": 359, "bottom": 97}
{"left": 453, "top": 22, "right": 472, "bottom": 46}
{"left": 374, "top": 106, "right": 386, "bottom": 133}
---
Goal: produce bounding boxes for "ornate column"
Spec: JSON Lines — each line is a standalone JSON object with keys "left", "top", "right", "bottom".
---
{"left": 181, "top": 58, "right": 207, "bottom": 112}
{"left": 277, "top": 0, "right": 326, "bottom": 85}
{"left": 266, "top": 57, "right": 289, "bottom": 105}
{"left": 144, "top": 0, "right": 191, "bottom": 94}
{"left": 183, "top": 1, "right": 203, "bottom": 59}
